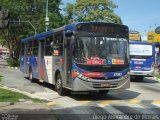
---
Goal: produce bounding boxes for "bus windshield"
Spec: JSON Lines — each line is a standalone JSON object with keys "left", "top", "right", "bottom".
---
{"left": 74, "top": 36, "right": 128, "bottom": 65}
{"left": 129, "top": 44, "right": 153, "bottom": 59}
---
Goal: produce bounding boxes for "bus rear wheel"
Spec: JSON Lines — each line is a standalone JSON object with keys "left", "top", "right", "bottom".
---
{"left": 137, "top": 76, "right": 144, "bottom": 81}
{"left": 131, "top": 76, "right": 144, "bottom": 81}
{"left": 56, "top": 74, "right": 67, "bottom": 96}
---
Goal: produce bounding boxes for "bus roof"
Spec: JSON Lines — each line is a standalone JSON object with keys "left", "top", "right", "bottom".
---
{"left": 21, "top": 22, "right": 128, "bottom": 43}
{"left": 129, "top": 40, "right": 155, "bottom": 45}
{"left": 21, "top": 30, "right": 53, "bottom": 43}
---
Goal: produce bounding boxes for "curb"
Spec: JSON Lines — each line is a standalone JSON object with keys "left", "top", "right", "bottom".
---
{"left": 7, "top": 66, "right": 19, "bottom": 70}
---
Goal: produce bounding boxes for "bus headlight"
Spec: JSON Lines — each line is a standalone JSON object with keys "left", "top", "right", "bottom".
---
{"left": 72, "top": 70, "right": 90, "bottom": 81}
{"left": 78, "top": 74, "right": 90, "bottom": 81}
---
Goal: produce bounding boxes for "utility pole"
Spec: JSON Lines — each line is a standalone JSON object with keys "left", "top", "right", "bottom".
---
{"left": 73, "top": 5, "right": 75, "bottom": 23}
{"left": 45, "top": 0, "right": 49, "bottom": 32}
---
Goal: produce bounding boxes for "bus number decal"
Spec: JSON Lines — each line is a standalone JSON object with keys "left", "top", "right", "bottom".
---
{"left": 114, "top": 73, "right": 122, "bottom": 77}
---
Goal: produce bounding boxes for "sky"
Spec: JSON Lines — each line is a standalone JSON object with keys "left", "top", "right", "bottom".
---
{"left": 61, "top": 0, "right": 160, "bottom": 40}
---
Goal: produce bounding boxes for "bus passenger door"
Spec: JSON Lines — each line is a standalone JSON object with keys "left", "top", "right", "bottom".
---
{"left": 38, "top": 40, "right": 45, "bottom": 81}
{"left": 64, "top": 35, "right": 72, "bottom": 88}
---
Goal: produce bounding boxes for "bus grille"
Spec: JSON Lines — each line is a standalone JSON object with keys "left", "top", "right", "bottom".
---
{"left": 76, "top": 64, "right": 129, "bottom": 72}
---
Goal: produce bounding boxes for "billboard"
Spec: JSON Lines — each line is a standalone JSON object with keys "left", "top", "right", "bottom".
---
{"left": 129, "top": 31, "right": 141, "bottom": 40}
{"left": 147, "top": 31, "right": 160, "bottom": 42}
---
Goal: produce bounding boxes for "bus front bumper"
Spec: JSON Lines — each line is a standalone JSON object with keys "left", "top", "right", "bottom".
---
{"left": 72, "top": 74, "right": 130, "bottom": 91}
{"left": 129, "top": 70, "right": 154, "bottom": 77}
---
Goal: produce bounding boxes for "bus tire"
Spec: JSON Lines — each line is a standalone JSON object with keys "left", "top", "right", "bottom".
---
{"left": 137, "top": 76, "right": 144, "bottom": 81}
{"left": 99, "top": 90, "right": 109, "bottom": 95}
{"left": 29, "top": 68, "right": 35, "bottom": 83}
{"left": 134, "top": 76, "right": 144, "bottom": 81}
{"left": 56, "top": 74, "right": 67, "bottom": 96}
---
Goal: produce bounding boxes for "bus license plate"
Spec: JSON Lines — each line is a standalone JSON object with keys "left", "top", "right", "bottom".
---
{"left": 101, "top": 83, "right": 110, "bottom": 87}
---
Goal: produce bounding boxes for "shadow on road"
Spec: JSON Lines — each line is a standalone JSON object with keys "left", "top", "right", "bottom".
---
{"left": 68, "top": 89, "right": 140, "bottom": 101}
{"left": 131, "top": 77, "right": 159, "bottom": 83}
{"left": 25, "top": 77, "right": 56, "bottom": 91}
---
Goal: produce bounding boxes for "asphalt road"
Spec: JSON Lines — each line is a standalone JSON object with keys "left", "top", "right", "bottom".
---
{"left": 0, "top": 59, "right": 160, "bottom": 120}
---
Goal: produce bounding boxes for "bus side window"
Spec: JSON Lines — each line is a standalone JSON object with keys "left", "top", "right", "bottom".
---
{"left": 21, "top": 43, "right": 24, "bottom": 56}
{"left": 33, "top": 40, "right": 38, "bottom": 56}
{"left": 28, "top": 41, "right": 33, "bottom": 56}
{"left": 45, "top": 36, "right": 53, "bottom": 56}
{"left": 53, "top": 32, "right": 63, "bottom": 56}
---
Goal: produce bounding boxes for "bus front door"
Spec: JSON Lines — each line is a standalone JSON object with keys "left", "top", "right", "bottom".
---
{"left": 38, "top": 40, "right": 45, "bottom": 81}
{"left": 24, "top": 43, "right": 28, "bottom": 74}
{"left": 64, "top": 36, "right": 72, "bottom": 88}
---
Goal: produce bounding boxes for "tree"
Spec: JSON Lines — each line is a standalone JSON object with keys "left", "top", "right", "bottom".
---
{"left": 0, "top": 0, "right": 63, "bottom": 60}
{"left": 64, "top": 0, "right": 122, "bottom": 24}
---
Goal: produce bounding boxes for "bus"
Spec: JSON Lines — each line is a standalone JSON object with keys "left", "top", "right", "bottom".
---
{"left": 20, "top": 22, "right": 130, "bottom": 96}
{"left": 129, "top": 40, "right": 155, "bottom": 81}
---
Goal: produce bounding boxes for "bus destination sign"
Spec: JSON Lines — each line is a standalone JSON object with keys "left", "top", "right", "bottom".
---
{"left": 77, "top": 23, "right": 128, "bottom": 34}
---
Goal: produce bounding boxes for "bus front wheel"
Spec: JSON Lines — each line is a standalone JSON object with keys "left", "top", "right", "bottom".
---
{"left": 56, "top": 74, "right": 67, "bottom": 96}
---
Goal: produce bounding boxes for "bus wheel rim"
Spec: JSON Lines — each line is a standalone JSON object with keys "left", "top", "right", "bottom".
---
{"left": 57, "top": 79, "right": 61, "bottom": 90}
{"left": 29, "top": 72, "right": 32, "bottom": 80}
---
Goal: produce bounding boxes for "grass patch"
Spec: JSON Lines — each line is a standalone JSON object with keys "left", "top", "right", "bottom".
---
{"left": 154, "top": 69, "right": 160, "bottom": 79}
{"left": 155, "top": 73, "right": 160, "bottom": 79}
{"left": 0, "top": 88, "right": 43, "bottom": 103}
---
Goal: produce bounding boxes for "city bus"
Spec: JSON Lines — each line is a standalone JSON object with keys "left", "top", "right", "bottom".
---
{"left": 20, "top": 22, "right": 130, "bottom": 95}
{"left": 129, "top": 40, "right": 156, "bottom": 81}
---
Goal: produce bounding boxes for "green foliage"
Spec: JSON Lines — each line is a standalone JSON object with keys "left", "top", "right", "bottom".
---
{"left": 7, "top": 58, "right": 20, "bottom": 67}
{"left": 0, "top": 0, "right": 63, "bottom": 35}
{"left": 0, "top": 0, "right": 63, "bottom": 60}
{"left": 65, "top": 0, "right": 122, "bottom": 24}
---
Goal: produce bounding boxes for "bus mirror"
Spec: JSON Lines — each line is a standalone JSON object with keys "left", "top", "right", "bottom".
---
{"left": 50, "top": 42, "right": 54, "bottom": 48}
{"left": 65, "top": 30, "right": 73, "bottom": 37}
{"left": 50, "top": 42, "right": 53, "bottom": 46}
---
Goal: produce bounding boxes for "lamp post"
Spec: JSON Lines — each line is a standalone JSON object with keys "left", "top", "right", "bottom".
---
{"left": 45, "top": 0, "right": 49, "bottom": 32}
